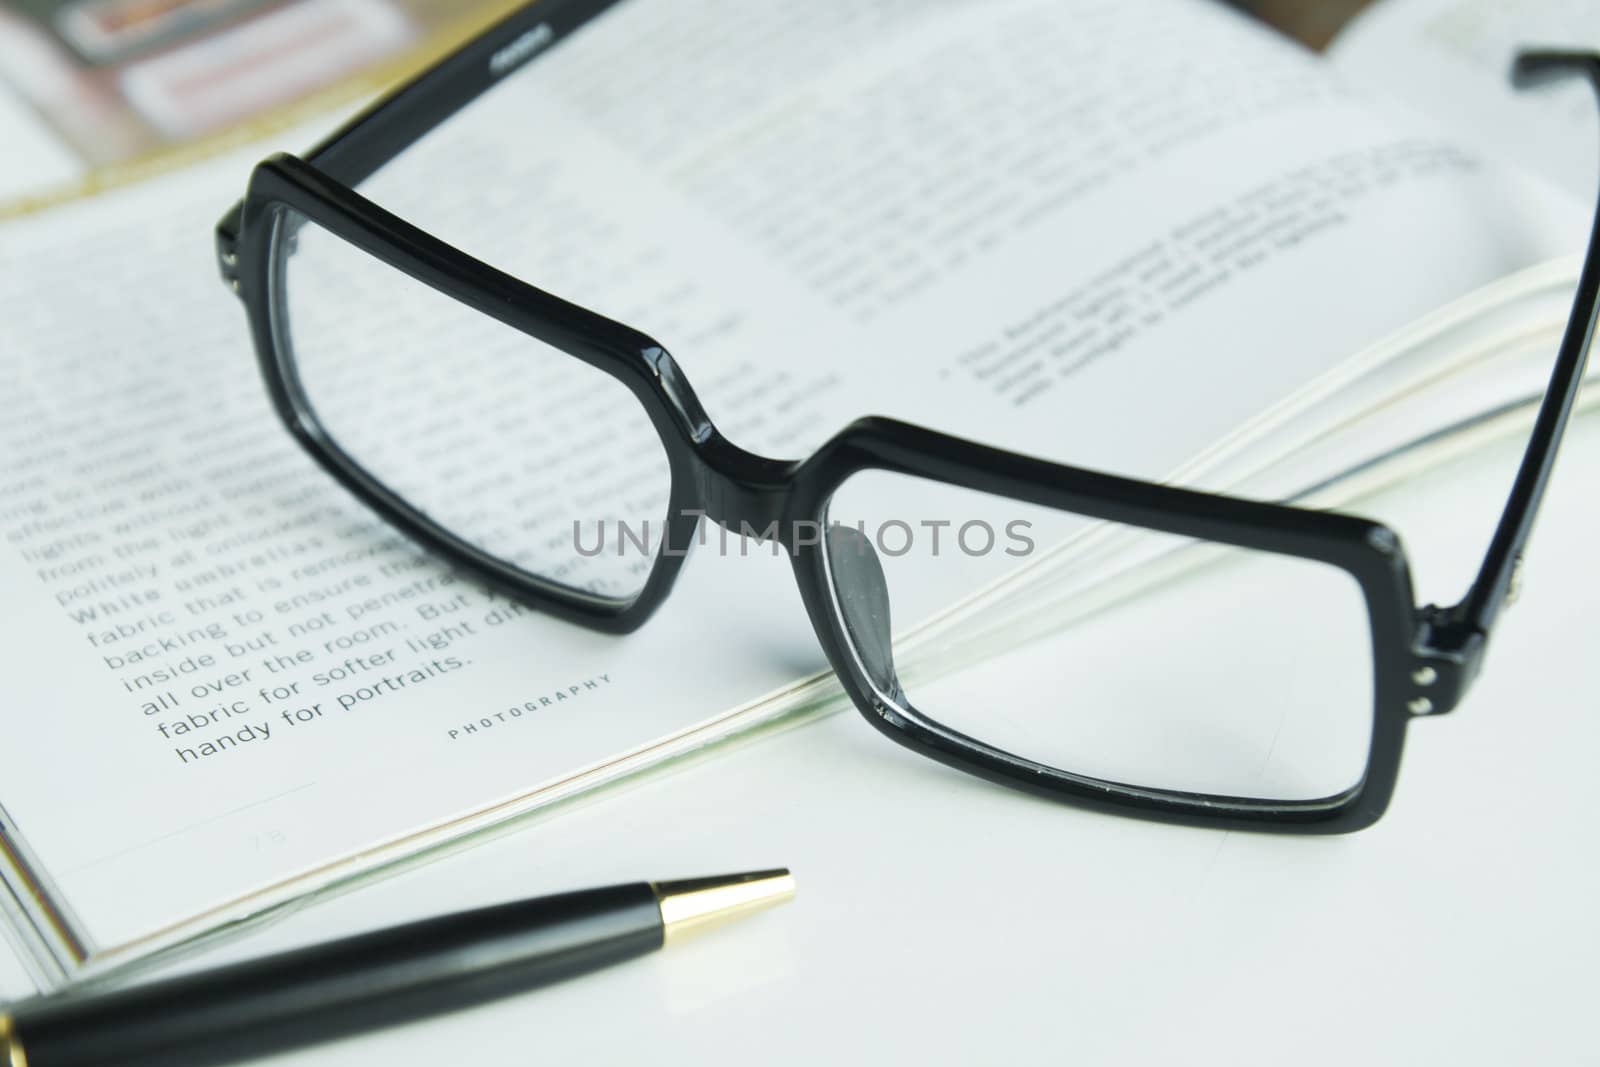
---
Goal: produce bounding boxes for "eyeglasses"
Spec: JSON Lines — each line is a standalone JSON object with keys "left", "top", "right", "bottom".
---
{"left": 214, "top": 2, "right": 1600, "bottom": 833}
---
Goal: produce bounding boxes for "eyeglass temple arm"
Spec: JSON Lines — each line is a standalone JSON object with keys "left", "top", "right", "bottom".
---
{"left": 1416, "top": 51, "right": 1600, "bottom": 705}
{"left": 217, "top": 0, "right": 624, "bottom": 254}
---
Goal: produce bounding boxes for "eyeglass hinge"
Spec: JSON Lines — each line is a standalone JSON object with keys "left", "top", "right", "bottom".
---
{"left": 1408, "top": 605, "right": 1487, "bottom": 717}
{"left": 216, "top": 202, "right": 244, "bottom": 297}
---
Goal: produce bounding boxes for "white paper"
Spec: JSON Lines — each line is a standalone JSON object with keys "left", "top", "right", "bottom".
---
{"left": 1330, "top": 0, "right": 1600, "bottom": 200}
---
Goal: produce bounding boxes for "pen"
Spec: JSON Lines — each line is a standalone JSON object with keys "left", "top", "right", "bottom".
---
{"left": 0, "top": 868, "right": 795, "bottom": 1067}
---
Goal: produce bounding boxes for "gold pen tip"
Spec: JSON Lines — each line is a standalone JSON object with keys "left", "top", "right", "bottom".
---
{"left": 0, "top": 1011, "right": 25, "bottom": 1067}
{"left": 652, "top": 868, "right": 796, "bottom": 944}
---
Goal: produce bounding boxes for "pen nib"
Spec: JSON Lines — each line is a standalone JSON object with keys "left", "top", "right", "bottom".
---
{"left": 652, "top": 869, "right": 796, "bottom": 943}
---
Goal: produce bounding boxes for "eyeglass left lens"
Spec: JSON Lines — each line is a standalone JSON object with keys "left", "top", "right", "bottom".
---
{"left": 273, "top": 209, "right": 674, "bottom": 603}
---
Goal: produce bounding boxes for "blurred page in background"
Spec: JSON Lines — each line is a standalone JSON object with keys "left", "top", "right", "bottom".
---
{"left": 1329, "top": 0, "right": 1600, "bottom": 199}
{"left": 0, "top": 77, "right": 78, "bottom": 199}
{"left": 0, "top": 0, "right": 520, "bottom": 201}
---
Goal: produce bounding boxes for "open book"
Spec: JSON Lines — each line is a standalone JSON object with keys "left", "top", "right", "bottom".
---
{"left": 2, "top": 0, "right": 1594, "bottom": 989}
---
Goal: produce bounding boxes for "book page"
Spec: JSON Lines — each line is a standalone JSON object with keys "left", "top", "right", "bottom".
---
{"left": 0, "top": 0, "right": 1584, "bottom": 983}
{"left": 1329, "top": 0, "right": 1600, "bottom": 200}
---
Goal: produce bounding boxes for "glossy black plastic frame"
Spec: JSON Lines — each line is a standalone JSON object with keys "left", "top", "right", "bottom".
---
{"left": 216, "top": 1, "right": 1600, "bottom": 833}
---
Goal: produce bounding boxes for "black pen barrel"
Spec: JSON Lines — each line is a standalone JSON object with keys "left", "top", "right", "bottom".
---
{"left": 10, "top": 882, "right": 663, "bottom": 1067}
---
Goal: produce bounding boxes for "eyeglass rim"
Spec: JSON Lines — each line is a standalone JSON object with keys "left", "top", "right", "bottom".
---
{"left": 213, "top": 7, "right": 1600, "bottom": 831}
{"left": 227, "top": 154, "right": 1421, "bottom": 832}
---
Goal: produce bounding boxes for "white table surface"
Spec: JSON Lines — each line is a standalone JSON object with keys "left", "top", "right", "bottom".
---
{"left": 4, "top": 412, "right": 1598, "bottom": 1067}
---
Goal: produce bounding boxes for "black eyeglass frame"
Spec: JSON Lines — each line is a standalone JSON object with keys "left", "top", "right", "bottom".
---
{"left": 215, "top": 0, "right": 1600, "bottom": 834}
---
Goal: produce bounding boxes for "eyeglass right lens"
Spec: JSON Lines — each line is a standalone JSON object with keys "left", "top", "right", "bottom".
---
{"left": 274, "top": 209, "right": 674, "bottom": 603}
{"left": 824, "top": 470, "right": 1376, "bottom": 803}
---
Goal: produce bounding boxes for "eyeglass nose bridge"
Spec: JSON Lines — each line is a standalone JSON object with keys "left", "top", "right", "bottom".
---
{"left": 686, "top": 432, "right": 803, "bottom": 549}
